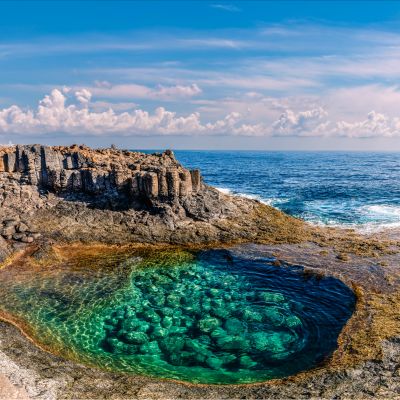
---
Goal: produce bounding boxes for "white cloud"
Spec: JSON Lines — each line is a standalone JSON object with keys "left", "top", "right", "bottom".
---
{"left": 334, "top": 111, "right": 400, "bottom": 138}
{"left": 0, "top": 32, "right": 253, "bottom": 58}
{"left": 90, "top": 101, "right": 138, "bottom": 112}
{"left": 325, "top": 85, "right": 400, "bottom": 119}
{"left": 153, "top": 83, "right": 202, "bottom": 99}
{"left": 272, "top": 107, "right": 329, "bottom": 136}
{"left": 271, "top": 107, "right": 400, "bottom": 138}
{"left": 0, "top": 89, "right": 271, "bottom": 137}
{"left": 87, "top": 82, "right": 202, "bottom": 101}
{"left": 75, "top": 88, "right": 92, "bottom": 106}
{"left": 210, "top": 3, "right": 241, "bottom": 12}
{"left": 2, "top": 88, "right": 400, "bottom": 139}
{"left": 0, "top": 89, "right": 244, "bottom": 136}
{"left": 177, "top": 38, "right": 246, "bottom": 49}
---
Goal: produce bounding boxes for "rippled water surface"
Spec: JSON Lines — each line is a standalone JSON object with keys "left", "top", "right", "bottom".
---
{"left": 171, "top": 151, "right": 400, "bottom": 231}
{"left": 0, "top": 249, "right": 355, "bottom": 384}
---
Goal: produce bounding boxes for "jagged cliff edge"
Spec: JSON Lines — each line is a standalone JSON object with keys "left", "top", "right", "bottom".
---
{"left": 0, "top": 144, "right": 202, "bottom": 207}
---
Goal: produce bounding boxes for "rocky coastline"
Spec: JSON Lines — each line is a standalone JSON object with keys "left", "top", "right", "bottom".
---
{"left": 0, "top": 144, "right": 399, "bottom": 399}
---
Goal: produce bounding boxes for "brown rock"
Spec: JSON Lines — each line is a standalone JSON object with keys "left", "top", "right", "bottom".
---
{"left": 1, "top": 226, "right": 15, "bottom": 236}
{"left": 3, "top": 219, "right": 19, "bottom": 227}
{"left": 166, "top": 169, "right": 180, "bottom": 198}
{"left": 130, "top": 174, "right": 140, "bottom": 197}
{"left": 157, "top": 169, "right": 169, "bottom": 198}
{"left": 17, "top": 223, "right": 29, "bottom": 233}
{"left": 190, "top": 169, "right": 201, "bottom": 192}
{"left": 21, "top": 236, "right": 34, "bottom": 243}
{"left": 4, "top": 153, "right": 16, "bottom": 172}
{"left": 0, "top": 144, "right": 207, "bottom": 216}
{"left": 179, "top": 170, "right": 192, "bottom": 197}
{"left": 12, "top": 233, "right": 24, "bottom": 241}
{"left": 142, "top": 172, "right": 159, "bottom": 198}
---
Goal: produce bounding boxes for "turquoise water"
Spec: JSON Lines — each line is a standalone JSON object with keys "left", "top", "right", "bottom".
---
{"left": 170, "top": 151, "right": 400, "bottom": 231}
{"left": 0, "top": 249, "right": 355, "bottom": 384}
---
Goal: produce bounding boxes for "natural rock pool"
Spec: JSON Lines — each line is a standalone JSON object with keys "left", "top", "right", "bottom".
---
{"left": 0, "top": 248, "right": 356, "bottom": 384}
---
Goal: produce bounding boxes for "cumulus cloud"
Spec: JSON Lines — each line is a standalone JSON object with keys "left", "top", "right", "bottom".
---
{"left": 271, "top": 107, "right": 400, "bottom": 138}
{"left": 334, "top": 111, "right": 400, "bottom": 138}
{"left": 272, "top": 107, "right": 329, "bottom": 136}
{"left": 0, "top": 89, "right": 252, "bottom": 136}
{"left": 90, "top": 101, "right": 138, "bottom": 112}
{"left": 1, "top": 88, "right": 400, "bottom": 138}
{"left": 75, "top": 88, "right": 92, "bottom": 106}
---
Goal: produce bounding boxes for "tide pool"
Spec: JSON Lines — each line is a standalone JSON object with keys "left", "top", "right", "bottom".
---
{"left": 0, "top": 249, "right": 355, "bottom": 384}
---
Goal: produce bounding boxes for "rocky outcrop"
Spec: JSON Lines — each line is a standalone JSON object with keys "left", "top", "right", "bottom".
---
{"left": 0, "top": 144, "right": 209, "bottom": 246}
{"left": 0, "top": 143, "right": 311, "bottom": 251}
{"left": 0, "top": 145, "right": 202, "bottom": 208}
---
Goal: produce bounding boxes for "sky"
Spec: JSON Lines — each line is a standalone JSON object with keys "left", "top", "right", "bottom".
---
{"left": 2, "top": 1, "right": 400, "bottom": 150}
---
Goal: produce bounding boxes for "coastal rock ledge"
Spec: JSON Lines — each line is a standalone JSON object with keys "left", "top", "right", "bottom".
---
{"left": 0, "top": 144, "right": 307, "bottom": 248}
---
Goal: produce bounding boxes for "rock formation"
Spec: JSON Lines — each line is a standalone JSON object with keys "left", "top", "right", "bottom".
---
{"left": 0, "top": 143, "right": 308, "bottom": 249}
{"left": 0, "top": 144, "right": 202, "bottom": 207}
{"left": 0, "top": 145, "right": 217, "bottom": 243}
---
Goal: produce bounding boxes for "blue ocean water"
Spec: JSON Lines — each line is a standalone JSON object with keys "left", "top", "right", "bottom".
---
{"left": 172, "top": 151, "right": 400, "bottom": 231}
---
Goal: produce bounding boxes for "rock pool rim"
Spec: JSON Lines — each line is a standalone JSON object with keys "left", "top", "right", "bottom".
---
{"left": 0, "top": 244, "right": 359, "bottom": 387}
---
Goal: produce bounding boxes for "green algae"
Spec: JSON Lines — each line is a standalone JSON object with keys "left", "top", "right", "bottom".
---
{"left": 0, "top": 249, "right": 355, "bottom": 384}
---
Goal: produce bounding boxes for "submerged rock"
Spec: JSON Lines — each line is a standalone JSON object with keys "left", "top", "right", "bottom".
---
{"left": 198, "top": 317, "right": 220, "bottom": 333}
{"left": 96, "top": 255, "right": 322, "bottom": 384}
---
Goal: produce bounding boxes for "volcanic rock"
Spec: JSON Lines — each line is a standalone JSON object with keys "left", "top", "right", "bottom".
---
{"left": 0, "top": 144, "right": 309, "bottom": 249}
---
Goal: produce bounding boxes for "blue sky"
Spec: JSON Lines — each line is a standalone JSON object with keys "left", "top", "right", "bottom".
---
{"left": 2, "top": 1, "right": 400, "bottom": 149}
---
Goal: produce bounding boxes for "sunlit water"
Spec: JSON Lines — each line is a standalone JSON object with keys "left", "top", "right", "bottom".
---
{"left": 169, "top": 151, "right": 400, "bottom": 232}
{"left": 0, "top": 249, "right": 355, "bottom": 384}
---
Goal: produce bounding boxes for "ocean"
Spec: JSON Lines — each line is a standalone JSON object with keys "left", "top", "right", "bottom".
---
{"left": 170, "top": 151, "right": 400, "bottom": 232}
